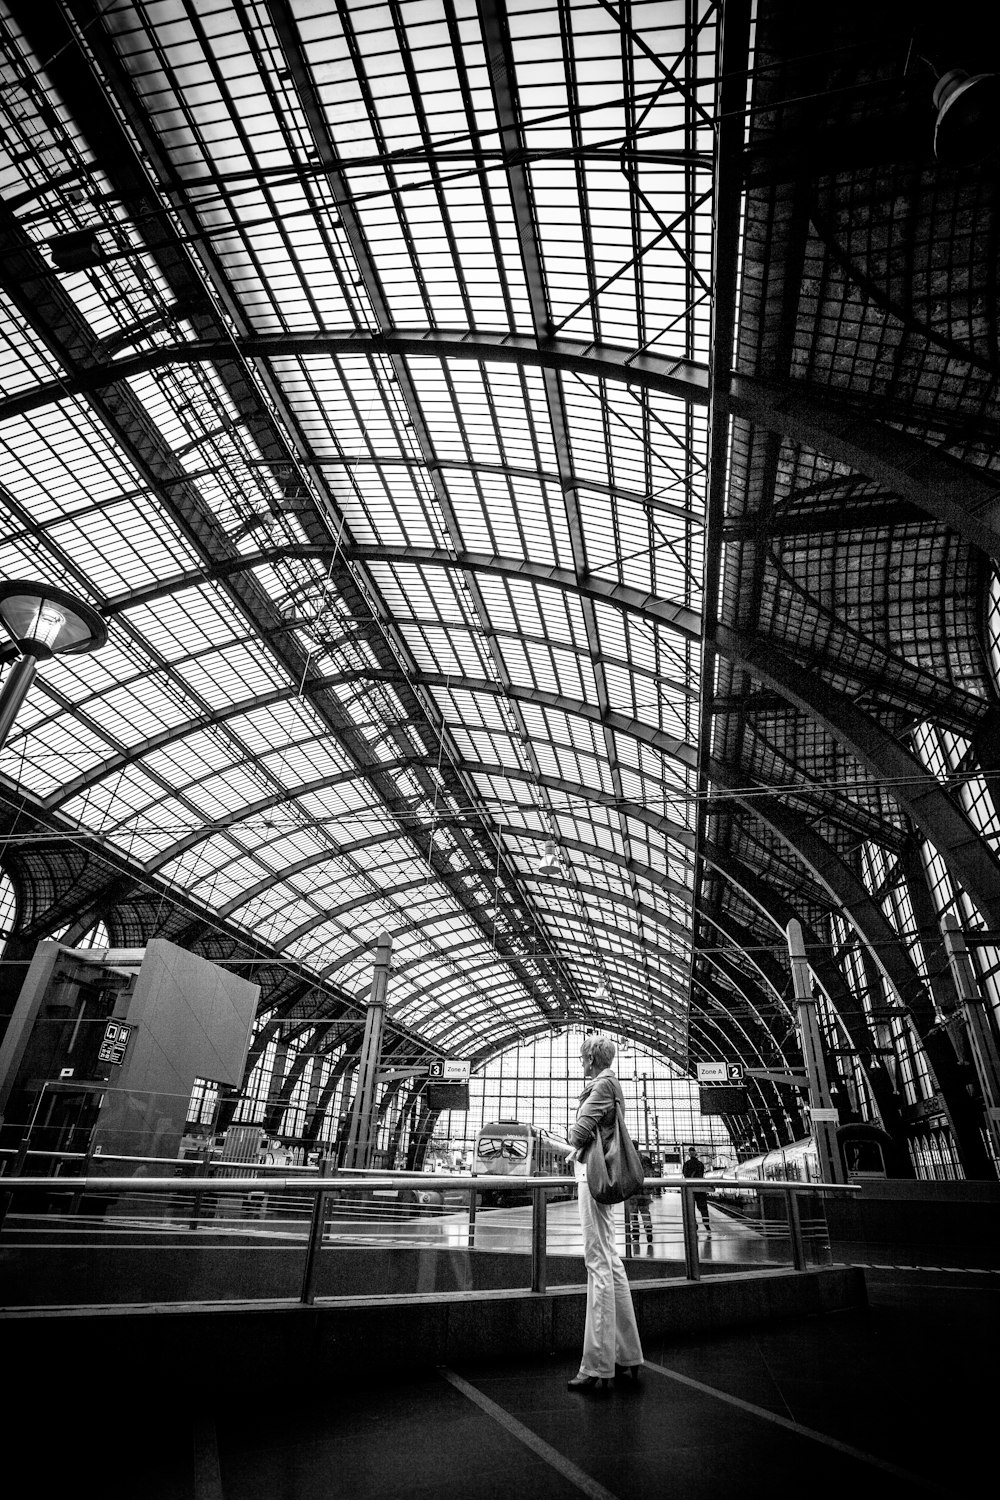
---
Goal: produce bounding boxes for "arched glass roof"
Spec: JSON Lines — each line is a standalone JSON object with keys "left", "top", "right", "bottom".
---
{"left": 0, "top": 0, "right": 718, "bottom": 1064}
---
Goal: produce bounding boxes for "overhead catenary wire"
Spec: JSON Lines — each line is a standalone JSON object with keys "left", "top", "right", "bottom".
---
{"left": 0, "top": 763, "right": 992, "bottom": 836}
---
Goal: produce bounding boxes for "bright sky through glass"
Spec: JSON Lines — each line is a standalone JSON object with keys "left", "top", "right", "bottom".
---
{"left": 0, "top": 0, "right": 715, "bottom": 1064}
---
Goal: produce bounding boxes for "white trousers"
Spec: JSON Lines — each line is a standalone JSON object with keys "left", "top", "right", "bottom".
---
{"left": 576, "top": 1173, "right": 644, "bottom": 1377}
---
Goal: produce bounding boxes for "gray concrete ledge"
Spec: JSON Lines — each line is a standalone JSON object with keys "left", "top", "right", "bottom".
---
{"left": 0, "top": 1266, "right": 866, "bottom": 1400}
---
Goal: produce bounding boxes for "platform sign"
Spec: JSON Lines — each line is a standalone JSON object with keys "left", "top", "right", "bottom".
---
{"left": 697, "top": 1062, "right": 743, "bottom": 1083}
{"left": 428, "top": 1059, "right": 470, "bottom": 1081}
{"left": 98, "top": 1020, "right": 133, "bottom": 1066}
{"left": 697, "top": 1062, "right": 726, "bottom": 1082}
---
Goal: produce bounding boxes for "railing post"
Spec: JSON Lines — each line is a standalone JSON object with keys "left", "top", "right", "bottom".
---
{"left": 530, "top": 1185, "right": 547, "bottom": 1292}
{"left": 69, "top": 1142, "right": 99, "bottom": 1218}
{"left": 681, "top": 1183, "right": 701, "bottom": 1280}
{"left": 784, "top": 1187, "right": 806, "bottom": 1270}
{"left": 467, "top": 1184, "right": 477, "bottom": 1248}
{"left": 187, "top": 1146, "right": 212, "bottom": 1231}
{"left": 300, "top": 1162, "right": 335, "bottom": 1305}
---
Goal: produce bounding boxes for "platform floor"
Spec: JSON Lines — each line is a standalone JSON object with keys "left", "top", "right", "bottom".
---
{"left": 34, "top": 1266, "right": 992, "bottom": 1500}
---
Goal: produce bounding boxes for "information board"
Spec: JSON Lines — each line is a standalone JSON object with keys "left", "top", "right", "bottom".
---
{"left": 699, "top": 1085, "right": 748, "bottom": 1115}
{"left": 97, "top": 1020, "right": 133, "bottom": 1066}
{"left": 427, "top": 1081, "right": 470, "bottom": 1111}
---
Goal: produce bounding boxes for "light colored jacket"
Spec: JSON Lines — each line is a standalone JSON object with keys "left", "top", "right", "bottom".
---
{"left": 568, "top": 1067, "right": 624, "bottom": 1151}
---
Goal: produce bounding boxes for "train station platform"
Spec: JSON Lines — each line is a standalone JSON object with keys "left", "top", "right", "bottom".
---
{"left": 7, "top": 1265, "right": 995, "bottom": 1498}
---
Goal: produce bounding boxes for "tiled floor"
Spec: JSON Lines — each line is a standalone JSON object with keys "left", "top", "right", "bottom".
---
{"left": 19, "top": 1268, "right": 994, "bottom": 1499}
{"left": 202, "top": 1269, "right": 993, "bottom": 1500}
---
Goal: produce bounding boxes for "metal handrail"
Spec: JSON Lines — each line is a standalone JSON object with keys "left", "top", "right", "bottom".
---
{"left": 0, "top": 1172, "right": 858, "bottom": 1306}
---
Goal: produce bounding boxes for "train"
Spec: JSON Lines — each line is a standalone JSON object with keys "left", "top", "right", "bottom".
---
{"left": 472, "top": 1120, "right": 575, "bottom": 1205}
{"left": 706, "top": 1122, "right": 895, "bottom": 1207}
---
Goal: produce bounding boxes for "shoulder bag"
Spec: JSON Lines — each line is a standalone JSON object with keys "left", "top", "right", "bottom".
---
{"left": 585, "top": 1100, "right": 645, "bottom": 1204}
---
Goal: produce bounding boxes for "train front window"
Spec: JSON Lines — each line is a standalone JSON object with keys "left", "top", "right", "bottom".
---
{"left": 477, "top": 1137, "right": 529, "bottom": 1161}
{"left": 845, "top": 1142, "right": 886, "bottom": 1176}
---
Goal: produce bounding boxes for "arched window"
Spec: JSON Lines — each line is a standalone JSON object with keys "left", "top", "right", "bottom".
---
{"left": 987, "top": 570, "right": 1000, "bottom": 687}
{"left": 430, "top": 1028, "right": 734, "bottom": 1171}
{"left": 0, "top": 867, "right": 16, "bottom": 952}
{"left": 74, "top": 920, "right": 111, "bottom": 950}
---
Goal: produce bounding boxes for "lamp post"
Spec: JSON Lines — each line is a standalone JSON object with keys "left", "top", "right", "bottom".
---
{"left": 0, "top": 581, "right": 108, "bottom": 748}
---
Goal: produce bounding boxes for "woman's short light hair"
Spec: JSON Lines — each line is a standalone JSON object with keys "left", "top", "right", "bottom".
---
{"left": 581, "top": 1034, "right": 616, "bottom": 1070}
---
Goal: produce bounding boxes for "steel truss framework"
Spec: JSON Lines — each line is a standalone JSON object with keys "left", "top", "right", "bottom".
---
{"left": 1, "top": 0, "right": 1000, "bottom": 1169}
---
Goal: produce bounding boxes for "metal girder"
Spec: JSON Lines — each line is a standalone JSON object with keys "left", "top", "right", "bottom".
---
{"left": 4, "top": 325, "right": 1000, "bottom": 560}
{"left": 695, "top": 950, "right": 778, "bottom": 1039}
{"left": 697, "top": 859, "right": 910, "bottom": 1144}
{"left": 462, "top": 761, "right": 694, "bottom": 847}
{"left": 46, "top": 662, "right": 698, "bottom": 827}
{"left": 363, "top": 947, "right": 686, "bottom": 1035}
{"left": 715, "top": 621, "right": 986, "bottom": 738}
{"left": 323, "top": 908, "right": 690, "bottom": 990}
{"left": 0, "top": 206, "right": 521, "bottom": 982}
{"left": 693, "top": 0, "right": 753, "bottom": 929}
{"left": 715, "top": 628, "right": 1000, "bottom": 930}
{"left": 695, "top": 907, "right": 794, "bottom": 1018}
{"left": 725, "top": 375, "right": 1000, "bottom": 560}
{"left": 0, "top": 793, "right": 437, "bottom": 1060}
{"left": 100, "top": 542, "right": 702, "bottom": 641}
{"left": 217, "top": 848, "right": 695, "bottom": 952}
{"left": 268, "top": 0, "right": 577, "bottom": 951}
{"left": 707, "top": 761, "right": 927, "bottom": 1005}
{"left": 721, "top": 497, "right": 931, "bottom": 539}
{"left": 0, "top": 40, "right": 595, "bottom": 1031}
{"left": 117, "top": 743, "right": 695, "bottom": 893}
{"left": 690, "top": 971, "right": 777, "bottom": 1070}
{"left": 272, "top": 453, "right": 701, "bottom": 525}
{"left": 0, "top": 329, "right": 710, "bottom": 426}
{"left": 421, "top": 972, "right": 687, "bottom": 1066}
{"left": 272, "top": 818, "right": 692, "bottom": 956}
{"left": 479, "top": 0, "right": 550, "bottom": 334}
{"left": 687, "top": 995, "right": 788, "bottom": 1146}
{"left": 476, "top": 0, "right": 656, "bottom": 1011}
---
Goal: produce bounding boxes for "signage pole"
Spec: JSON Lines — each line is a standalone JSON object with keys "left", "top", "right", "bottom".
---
{"left": 786, "top": 919, "right": 844, "bottom": 1184}
{"left": 343, "top": 932, "right": 392, "bottom": 1170}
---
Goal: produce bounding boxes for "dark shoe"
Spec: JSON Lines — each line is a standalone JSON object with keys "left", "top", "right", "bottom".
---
{"left": 567, "top": 1373, "right": 612, "bottom": 1391}
{"left": 614, "top": 1364, "right": 642, "bottom": 1385}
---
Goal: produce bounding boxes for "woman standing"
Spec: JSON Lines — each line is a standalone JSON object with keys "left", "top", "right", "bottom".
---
{"left": 564, "top": 1034, "right": 643, "bottom": 1390}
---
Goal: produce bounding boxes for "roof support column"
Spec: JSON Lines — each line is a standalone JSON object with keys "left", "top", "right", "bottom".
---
{"left": 786, "top": 918, "right": 844, "bottom": 1184}
{"left": 897, "top": 838, "right": 996, "bottom": 1179}
{"left": 941, "top": 918, "right": 1000, "bottom": 1171}
{"left": 707, "top": 764, "right": 981, "bottom": 1169}
{"left": 343, "top": 933, "right": 392, "bottom": 1171}
{"left": 702, "top": 854, "right": 912, "bottom": 1167}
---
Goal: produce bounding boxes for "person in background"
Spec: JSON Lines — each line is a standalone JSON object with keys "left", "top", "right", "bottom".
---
{"left": 682, "top": 1145, "right": 711, "bottom": 1231}
{"left": 563, "top": 1034, "right": 644, "bottom": 1391}
{"left": 625, "top": 1154, "right": 655, "bottom": 1256}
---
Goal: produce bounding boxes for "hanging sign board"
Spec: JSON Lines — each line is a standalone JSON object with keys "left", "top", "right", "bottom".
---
{"left": 697, "top": 1063, "right": 744, "bottom": 1083}
{"left": 699, "top": 1085, "right": 749, "bottom": 1115}
{"left": 428, "top": 1059, "right": 470, "bottom": 1081}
